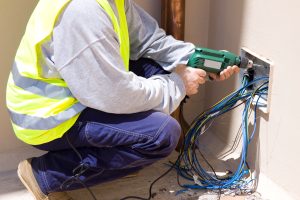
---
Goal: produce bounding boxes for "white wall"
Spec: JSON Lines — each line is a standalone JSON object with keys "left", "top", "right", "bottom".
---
{"left": 205, "top": 0, "right": 300, "bottom": 199}
{"left": 134, "top": 0, "right": 161, "bottom": 24}
{"left": 182, "top": 0, "right": 210, "bottom": 123}
{"left": 0, "top": 0, "right": 39, "bottom": 152}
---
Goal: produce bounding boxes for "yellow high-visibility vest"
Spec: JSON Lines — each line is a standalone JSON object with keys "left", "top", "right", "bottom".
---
{"left": 6, "top": 0, "right": 130, "bottom": 145}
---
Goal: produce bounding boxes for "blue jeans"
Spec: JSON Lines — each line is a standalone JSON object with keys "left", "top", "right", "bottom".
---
{"left": 31, "top": 58, "right": 181, "bottom": 194}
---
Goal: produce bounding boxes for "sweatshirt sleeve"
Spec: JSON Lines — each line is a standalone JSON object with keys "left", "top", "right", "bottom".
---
{"left": 52, "top": 0, "right": 186, "bottom": 114}
{"left": 126, "top": 0, "right": 195, "bottom": 71}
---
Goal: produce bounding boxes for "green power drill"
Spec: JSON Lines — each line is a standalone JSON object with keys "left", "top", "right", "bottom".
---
{"left": 187, "top": 47, "right": 253, "bottom": 73}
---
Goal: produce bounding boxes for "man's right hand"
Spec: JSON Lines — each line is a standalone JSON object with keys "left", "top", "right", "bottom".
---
{"left": 175, "top": 64, "right": 207, "bottom": 96}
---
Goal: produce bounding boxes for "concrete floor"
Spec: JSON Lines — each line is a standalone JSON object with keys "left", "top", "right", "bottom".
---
{"left": 0, "top": 151, "right": 260, "bottom": 200}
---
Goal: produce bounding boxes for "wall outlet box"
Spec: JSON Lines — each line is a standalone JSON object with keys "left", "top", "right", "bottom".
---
{"left": 239, "top": 47, "right": 274, "bottom": 114}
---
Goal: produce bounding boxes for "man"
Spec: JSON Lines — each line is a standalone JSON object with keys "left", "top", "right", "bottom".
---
{"left": 6, "top": 0, "right": 239, "bottom": 199}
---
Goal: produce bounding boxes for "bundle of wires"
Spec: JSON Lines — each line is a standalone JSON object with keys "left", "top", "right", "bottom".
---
{"left": 121, "top": 71, "right": 268, "bottom": 200}
{"left": 174, "top": 72, "right": 269, "bottom": 191}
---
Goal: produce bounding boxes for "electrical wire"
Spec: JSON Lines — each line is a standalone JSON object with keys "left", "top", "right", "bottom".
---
{"left": 120, "top": 72, "right": 269, "bottom": 199}
{"left": 67, "top": 71, "right": 268, "bottom": 199}
{"left": 120, "top": 102, "right": 188, "bottom": 200}
{"left": 174, "top": 73, "right": 269, "bottom": 192}
{"left": 60, "top": 135, "right": 98, "bottom": 200}
{"left": 119, "top": 165, "right": 176, "bottom": 200}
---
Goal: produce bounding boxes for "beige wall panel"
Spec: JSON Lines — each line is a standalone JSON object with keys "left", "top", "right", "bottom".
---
{"left": 206, "top": 0, "right": 300, "bottom": 199}
{"left": 185, "top": 0, "right": 209, "bottom": 47}
{"left": 133, "top": 0, "right": 161, "bottom": 24}
{"left": 183, "top": 0, "right": 210, "bottom": 123}
{"left": 0, "top": 0, "right": 39, "bottom": 152}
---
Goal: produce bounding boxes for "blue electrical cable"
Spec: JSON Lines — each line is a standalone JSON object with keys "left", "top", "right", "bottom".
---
{"left": 120, "top": 74, "right": 269, "bottom": 200}
{"left": 174, "top": 74, "right": 269, "bottom": 191}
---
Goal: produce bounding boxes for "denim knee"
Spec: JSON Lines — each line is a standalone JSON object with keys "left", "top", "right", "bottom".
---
{"left": 148, "top": 116, "right": 181, "bottom": 157}
{"left": 162, "top": 117, "right": 181, "bottom": 154}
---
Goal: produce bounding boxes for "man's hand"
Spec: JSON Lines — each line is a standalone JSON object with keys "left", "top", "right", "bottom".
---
{"left": 175, "top": 65, "right": 240, "bottom": 96}
{"left": 208, "top": 65, "right": 240, "bottom": 81}
{"left": 175, "top": 64, "right": 207, "bottom": 96}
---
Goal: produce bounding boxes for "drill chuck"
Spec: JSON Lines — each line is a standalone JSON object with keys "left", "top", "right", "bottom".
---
{"left": 239, "top": 56, "right": 253, "bottom": 69}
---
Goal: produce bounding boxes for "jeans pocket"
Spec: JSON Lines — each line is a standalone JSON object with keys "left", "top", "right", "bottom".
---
{"left": 84, "top": 122, "right": 151, "bottom": 148}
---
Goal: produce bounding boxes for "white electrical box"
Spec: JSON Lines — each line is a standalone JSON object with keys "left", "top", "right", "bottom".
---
{"left": 239, "top": 47, "right": 274, "bottom": 114}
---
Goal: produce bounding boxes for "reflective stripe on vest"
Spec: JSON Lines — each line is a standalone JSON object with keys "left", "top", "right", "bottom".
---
{"left": 6, "top": 0, "right": 129, "bottom": 145}
{"left": 11, "top": 62, "right": 73, "bottom": 99}
{"left": 8, "top": 102, "right": 85, "bottom": 130}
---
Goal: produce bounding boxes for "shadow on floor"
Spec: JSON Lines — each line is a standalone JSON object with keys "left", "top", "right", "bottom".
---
{"left": 0, "top": 152, "right": 252, "bottom": 200}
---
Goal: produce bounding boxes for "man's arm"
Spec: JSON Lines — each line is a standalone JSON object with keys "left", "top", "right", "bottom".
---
{"left": 126, "top": 0, "right": 195, "bottom": 72}
{"left": 52, "top": 0, "right": 192, "bottom": 114}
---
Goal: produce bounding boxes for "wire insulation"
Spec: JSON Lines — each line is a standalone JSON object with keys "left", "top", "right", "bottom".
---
{"left": 174, "top": 74, "right": 269, "bottom": 192}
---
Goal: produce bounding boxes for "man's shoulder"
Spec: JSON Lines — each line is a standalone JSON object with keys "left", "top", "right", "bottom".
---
{"left": 62, "top": 0, "right": 109, "bottom": 21}
{"left": 56, "top": 0, "right": 113, "bottom": 30}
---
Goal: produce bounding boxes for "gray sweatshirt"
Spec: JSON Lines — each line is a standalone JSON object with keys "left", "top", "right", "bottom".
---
{"left": 47, "top": 0, "right": 195, "bottom": 114}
